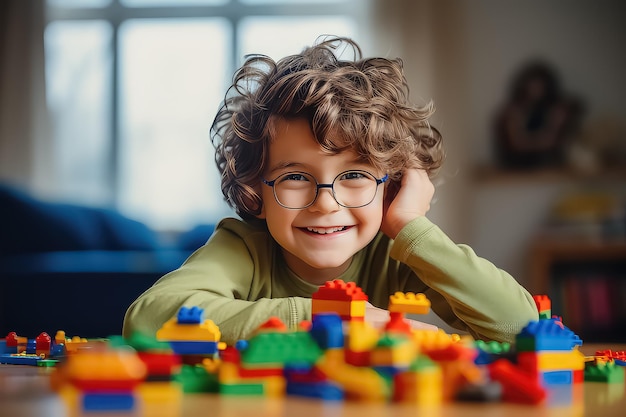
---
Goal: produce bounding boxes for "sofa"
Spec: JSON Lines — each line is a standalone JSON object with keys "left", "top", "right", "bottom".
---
{"left": 0, "top": 183, "right": 214, "bottom": 339}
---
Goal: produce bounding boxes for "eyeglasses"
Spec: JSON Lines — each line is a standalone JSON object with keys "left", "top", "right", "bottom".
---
{"left": 262, "top": 170, "right": 388, "bottom": 210}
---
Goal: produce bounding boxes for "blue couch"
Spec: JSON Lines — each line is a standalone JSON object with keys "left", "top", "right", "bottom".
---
{"left": 0, "top": 184, "right": 214, "bottom": 339}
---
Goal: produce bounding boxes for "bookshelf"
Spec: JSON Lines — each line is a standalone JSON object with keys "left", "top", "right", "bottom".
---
{"left": 529, "top": 238, "right": 626, "bottom": 342}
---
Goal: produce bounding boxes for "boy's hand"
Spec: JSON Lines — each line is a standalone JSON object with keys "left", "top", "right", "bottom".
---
{"left": 365, "top": 302, "right": 438, "bottom": 331}
{"left": 381, "top": 168, "right": 434, "bottom": 239}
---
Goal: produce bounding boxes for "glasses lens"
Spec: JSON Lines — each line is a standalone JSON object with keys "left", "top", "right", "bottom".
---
{"left": 273, "top": 172, "right": 317, "bottom": 208}
{"left": 333, "top": 171, "right": 378, "bottom": 208}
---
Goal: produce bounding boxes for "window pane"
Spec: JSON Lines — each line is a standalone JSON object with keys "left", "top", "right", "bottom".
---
{"left": 241, "top": 0, "right": 347, "bottom": 3}
{"left": 119, "top": 19, "right": 234, "bottom": 231}
{"left": 44, "top": 20, "right": 112, "bottom": 205}
{"left": 120, "top": 0, "right": 227, "bottom": 6}
{"left": 47, "top": 0, "right": 112, "bottom": 7}
{"left": 238, "top": 16, "right": 357, "bottom": 63}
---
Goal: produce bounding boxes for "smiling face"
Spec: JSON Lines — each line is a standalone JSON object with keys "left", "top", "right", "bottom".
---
{"left": 258, "top": 117, "right": 385, "bottom": 285}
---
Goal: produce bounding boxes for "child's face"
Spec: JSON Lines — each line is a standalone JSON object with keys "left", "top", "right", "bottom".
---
{"left": 258, "top": 117, "right": 385, "bottom": 285}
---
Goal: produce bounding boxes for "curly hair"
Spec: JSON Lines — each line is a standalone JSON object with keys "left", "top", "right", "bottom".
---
{"left": 211, "top": 36, "right": 444, "bottom": 220}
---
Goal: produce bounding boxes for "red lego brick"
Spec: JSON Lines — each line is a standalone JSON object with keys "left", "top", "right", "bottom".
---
{"left": 312, "top": 280, "right": 368, "bottom": 301}
{"left": 488, "top": 359, "right": 546, "bottom": 404}
{"left": 532, "top": 295, "right": 551, "bottom": 313}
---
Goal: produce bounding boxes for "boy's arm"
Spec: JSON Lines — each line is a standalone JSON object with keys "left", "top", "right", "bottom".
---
{"left": 123, "top": 224, "right": 311, "bottom": 345}
{"left": 390, "top": 216, "right": 539, "bottom": 343}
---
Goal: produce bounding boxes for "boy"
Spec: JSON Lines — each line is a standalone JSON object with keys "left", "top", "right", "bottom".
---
{"left": 123, "top": 37, "right": 538, "bottom": 345}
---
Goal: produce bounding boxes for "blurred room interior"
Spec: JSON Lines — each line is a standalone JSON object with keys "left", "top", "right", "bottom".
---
{"left": 1, "top": 0, "right": 625, "bottom": 340}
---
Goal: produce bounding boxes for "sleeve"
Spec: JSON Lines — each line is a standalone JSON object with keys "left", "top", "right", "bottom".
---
{"left": 122, "top": 224, "right": 311, "bottom": 345}
{"left": 390, "top": 217, "right": 539, "bottom": 343}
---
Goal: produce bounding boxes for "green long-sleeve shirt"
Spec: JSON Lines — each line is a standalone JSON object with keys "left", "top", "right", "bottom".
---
{"left": 123, "top": 216, "right": 538, "bottom": 345}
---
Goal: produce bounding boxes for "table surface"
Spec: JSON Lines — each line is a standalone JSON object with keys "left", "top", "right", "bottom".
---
{"left": 1, "top": 344, "right": 625, "bottom": 417}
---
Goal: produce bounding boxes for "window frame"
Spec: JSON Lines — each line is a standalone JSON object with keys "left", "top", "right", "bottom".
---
{"left": 44, "top": 0, "right": 366, "bottom": 228}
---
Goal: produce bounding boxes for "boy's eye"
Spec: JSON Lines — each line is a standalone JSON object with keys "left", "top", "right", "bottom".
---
{"left": 279, "top": 173, "right": 310, "bottom": 183}
{"left": 339, "top": 171, "right": 367, "bottom": 181}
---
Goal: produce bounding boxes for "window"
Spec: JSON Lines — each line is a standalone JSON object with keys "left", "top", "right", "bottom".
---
{"left": 44, "top": 0, "right": 364, "bottom": 231}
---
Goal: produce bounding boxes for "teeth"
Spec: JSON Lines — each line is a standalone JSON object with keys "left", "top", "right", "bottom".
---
{"left": 306, "top": 226, "right": 346, "bottom": 234}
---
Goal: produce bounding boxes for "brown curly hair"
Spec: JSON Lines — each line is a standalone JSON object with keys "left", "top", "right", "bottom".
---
{"left": 211, "top": 36, "right": 444, "bottom": 220}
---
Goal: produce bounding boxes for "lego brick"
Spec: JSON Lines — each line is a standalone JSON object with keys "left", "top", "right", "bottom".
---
{"left": 175, "top": 364, "right": 219, "bottom": 393}
{"left": 310, "top": 313, "right": 344, "bottom": 349}
{"left": 315, "top": 348, "right": 389, "bottom": 401}
{"left": 383, "top": 312, "right": 412, "bottom": 335}
{"left": 388, "top": 292, "right": 431, "bottom": 314}
{"left": 156, "top": 317, "right": 221, "bottom": 342}
{"left": 168, "top": 341, "right": 219, "bottom": 355}
{"left": 488, "top": 359, "right": 546, "bottom": 404}
{"left": 516, "top": 319, "right": 582, "bottom": 352}
{"left": 286, "top": 381, "right": 344, "bottom": 400}
{"left": 517, "top": 350, "right": 585, "bottom": 373}
{"left": 241, "top": 331, "right": 322, "bottom": 366}
{"left": 584, "top": 360, "right": 625, "bottom": 383}
{"left": 177, "top": 306, "right": 205, "bottom": 324}
{"left": 532, "top": 295, "right": 551, "bottom": 315}
{"left": 312, "top": 299, "right": 365, "bottom": 320}
{"left": 82, "top": 392, "right": 136, "bottom": 411}
{"left": 312, "top": 279, "right": 368, "bottom": 301}
{"left": 0, "top": 353, "right": 44, "bottom": 365}
{"left": 541, "top": 370, "right": 573, "bottom": 386}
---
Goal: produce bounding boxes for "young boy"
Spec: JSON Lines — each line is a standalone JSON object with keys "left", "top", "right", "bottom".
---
{"left": 123, "top": 37, "right": 538, "bottom": 345}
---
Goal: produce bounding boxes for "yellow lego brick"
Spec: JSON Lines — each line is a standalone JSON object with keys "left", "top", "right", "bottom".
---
{"left": 312, "top": 299, "right": 365, "bottom": 319}
{"left": 370, "top": 341, "right": 416, "bottom": 368}
{"left": 394, "top": 365, "right": 443, "bottom": 405}
{"left": 411, "top": 329, "right": 454, "bottom": 351}
{"left": 346, "top": 321, "right": 380, "bottom": 352}
{"left": 316, "top": 348, "right": 388, "bottom": 401}
{"left": 388, "top": 292, "right": 431, "bottom": 314}
{"left": 156, "top": 318, "right": 221, "bottom": 342}
{"left": 519, "top": 349, "right": 585, "bottom": 372}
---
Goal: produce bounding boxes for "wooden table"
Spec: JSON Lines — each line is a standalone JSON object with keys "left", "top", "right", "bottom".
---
{"left": 1, "top": 344, "right": 625, "bottom": 417}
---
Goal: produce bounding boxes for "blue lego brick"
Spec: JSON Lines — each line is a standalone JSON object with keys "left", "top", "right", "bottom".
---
{"left": 516, "top": 320, "right": 582, "bottom": 352}
{"left": 310, "top": 313, "right": 344, "bottom": 349}
{"left": 286, "top": 381, "right": 344, "bottom": 401}
{"left": 26, "top": 340, "right": 37, "bottom": 354}
{"left": 169, "top": 341, "right": 218, "bottom": 355}
{"left": 542, "top": 370, "right": 573, "bottom": 386}
{"left": 177, "top": 306, "right": 205, "bottom": 324}
{"left": 0, "top": 340, "right": 7, "bottom": 354}
{"left": 82, "top": 393, "right": 136, "bottom": 411}
{"left": 0, "top": 354, "right": 43, "bottom": 365}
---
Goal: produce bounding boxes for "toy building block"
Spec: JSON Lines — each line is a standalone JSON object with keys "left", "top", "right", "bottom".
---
{"left": 532, "top": 295, "right": 552, "bottom": 319}
{"left": 310, "top": 313, "right": 344, "bottom": 350}
{"left": 312, "top": 280, "right": 367, "bottom": 321}
{"left": 516, "top": 319, "right": 582, "bottom": 352}
{"left": 344, "top": 321, "right": 379, "bottom": 366}
{"left": 584, "top": 360, "right": 625, "bottom": 383}
{"left": 488, "top": 359, "right": 546, "bottom": 404}
{"left": 473, "top": 340, "right": 512, "bottom": 365}
{"left": 156, "top": 306, "right": 221, "bottom": 355}
{"left": 393, "top": 355, "right": 443, "bottom": 405}
{"left": 384, "top": 312, "right": 412, "bottom": 336}
{"left": 370, "top": 334, "right": 416, "bottom": 372}
{"left": 316, "top": 348, "right": 389, "bottom": 401}
{"left": 595, "top": 349, "right": 626, "bottom": 365}
{"left": 388, "top": 292, "right": 431, "bottom": 315}
{"left": 240, "top": 330, "right": 322, "bottom": 366}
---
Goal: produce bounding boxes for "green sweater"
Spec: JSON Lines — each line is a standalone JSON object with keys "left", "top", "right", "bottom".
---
{"left": 123, "top": 216, "right": 538, "bottom": 345}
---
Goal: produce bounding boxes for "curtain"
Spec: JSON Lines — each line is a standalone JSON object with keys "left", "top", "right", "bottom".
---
{"left": 0, "top": 0, "right": 51, "bottom": 193}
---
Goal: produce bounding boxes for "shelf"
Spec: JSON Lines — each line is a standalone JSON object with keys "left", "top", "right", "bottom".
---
{"left": 529, "top": 238, "right": 626, "bottom": 294}
{"left": 473, "top": 165, "right": 626, "bottom": 185}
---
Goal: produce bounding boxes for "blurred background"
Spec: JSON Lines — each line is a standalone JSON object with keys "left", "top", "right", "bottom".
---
{"left": 1, "top": 0, "right": 625, "bottom": 340}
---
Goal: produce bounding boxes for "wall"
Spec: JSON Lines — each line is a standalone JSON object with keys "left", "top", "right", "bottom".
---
{"left": 367, "top": 0, "right": 626, "bottom": 287}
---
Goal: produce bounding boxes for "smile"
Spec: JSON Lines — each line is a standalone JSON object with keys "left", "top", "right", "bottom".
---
{"left": 304, "top": 226, "right": 349, "bottom": 235}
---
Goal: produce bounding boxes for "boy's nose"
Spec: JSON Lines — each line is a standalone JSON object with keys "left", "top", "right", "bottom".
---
{"left": 309, "top": 187, "right": 340, "bottom": 213}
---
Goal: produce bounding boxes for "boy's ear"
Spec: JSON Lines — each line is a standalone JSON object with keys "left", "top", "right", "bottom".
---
{"left": 256, "top": 202, "right": 266, "bottom": 219}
